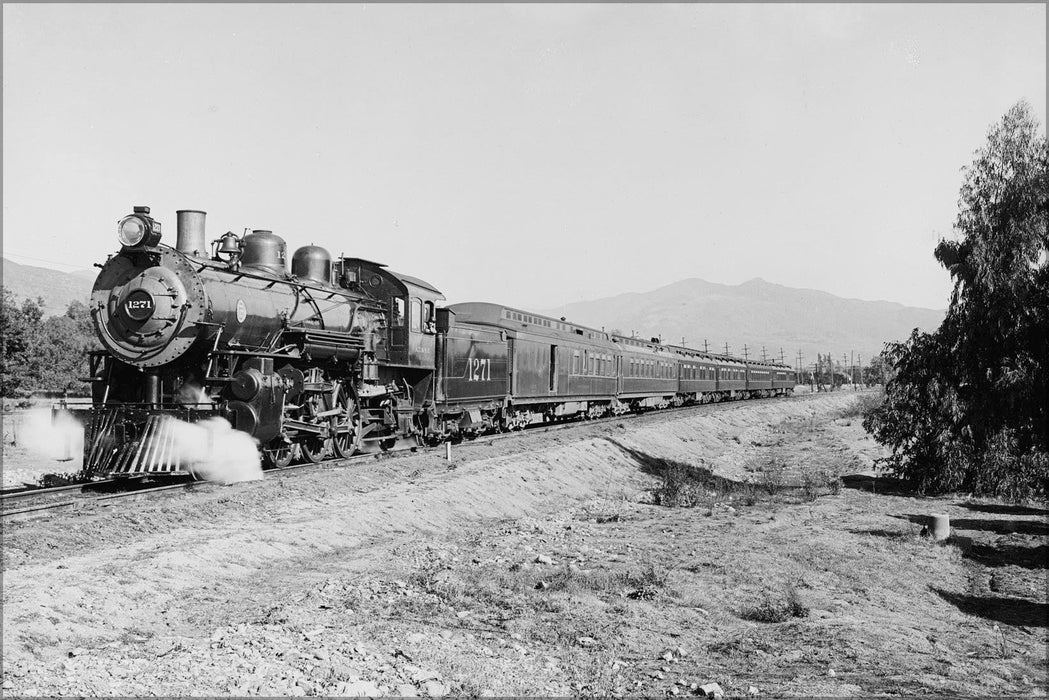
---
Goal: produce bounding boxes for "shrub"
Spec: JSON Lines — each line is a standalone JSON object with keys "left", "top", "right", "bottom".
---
{"left": 864, "top": 102, "right": 1049, "bottom": 500}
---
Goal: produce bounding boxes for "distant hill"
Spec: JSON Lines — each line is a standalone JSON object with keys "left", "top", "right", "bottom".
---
{"left": 539, "top": 277, "right": 945, "bottom": 367}
{"left": 2, "top": 258, "right": 94, "bottom": 316}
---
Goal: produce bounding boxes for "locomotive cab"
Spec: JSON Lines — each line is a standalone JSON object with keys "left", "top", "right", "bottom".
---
{"left": 336, "top": 257, "right": 444, "bottom": 369}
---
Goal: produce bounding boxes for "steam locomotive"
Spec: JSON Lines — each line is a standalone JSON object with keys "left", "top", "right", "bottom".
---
{"left": 75, "top": 206, "right": 795, "bottom": 477}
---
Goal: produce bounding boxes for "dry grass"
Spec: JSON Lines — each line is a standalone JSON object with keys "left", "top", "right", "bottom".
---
{"left": 739, "top": 584, "right": 811, "bottom": 623}
{"left": 839, "top": 390, "right": 885, "bottom": 419}
{"left": 652, "top": 456, "right": 842, "bottom": 510}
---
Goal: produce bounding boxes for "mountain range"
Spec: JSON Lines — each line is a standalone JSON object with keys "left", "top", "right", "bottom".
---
{"left": 1, "top": 258, "right": 944, "bottom": 366}
{"left": 539, "top": 277, "right": 945, "bottom": 367}
{"left": 2, "top": 258, "right": 95, "bottom": 317}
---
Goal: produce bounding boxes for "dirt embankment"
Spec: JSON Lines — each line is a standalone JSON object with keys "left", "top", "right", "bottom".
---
{"left": 2, "top": 394, "right": 1046, "bottom": 697}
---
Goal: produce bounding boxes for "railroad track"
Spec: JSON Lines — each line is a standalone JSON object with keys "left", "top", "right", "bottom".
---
{"left": 2, "top": 390, "right": 850, "bottom": 521}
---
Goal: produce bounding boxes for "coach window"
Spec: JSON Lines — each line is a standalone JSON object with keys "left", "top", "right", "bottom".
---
{"left": 392, "top": 297, "right": 405, "bottom": 327}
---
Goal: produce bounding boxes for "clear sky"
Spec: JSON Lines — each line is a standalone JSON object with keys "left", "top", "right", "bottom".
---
{"left": 3, "top": 4, "right": 1045, "bottom": 311}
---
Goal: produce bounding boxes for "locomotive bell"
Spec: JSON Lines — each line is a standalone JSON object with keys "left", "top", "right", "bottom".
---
{"left": 215, "top": 231, "right": 242, "bottom": 260}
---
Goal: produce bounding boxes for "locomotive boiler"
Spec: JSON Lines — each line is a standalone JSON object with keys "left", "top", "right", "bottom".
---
{"left": 80, "top": 206, "right": 444, "bottom": 474}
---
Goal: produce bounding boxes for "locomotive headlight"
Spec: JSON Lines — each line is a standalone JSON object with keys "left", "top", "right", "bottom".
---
{"left": 117, "top": 206, "right": 162, "bottom": 248}
{"left": 118, "top": 216, "right": 147, "bottom": 246}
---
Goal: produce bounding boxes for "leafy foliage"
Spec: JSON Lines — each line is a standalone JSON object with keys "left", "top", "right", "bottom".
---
{"left": 1, "top": 288, "right": 99, "bottom": 397}
{"left": 862, "top": 354, "right": 890, "bottom": 386}
{"left": 864, "top": 101, "right": 1048, "bottom": 499}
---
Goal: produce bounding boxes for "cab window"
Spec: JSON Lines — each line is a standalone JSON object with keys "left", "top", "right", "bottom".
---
{"left": 411, "top": 297, "right": 423, "bottom": 332}
{"left": 392, "top": 297, "right": 406, "bottom": 327}
{"left": 424, "top": 301, "right": 435, "bottom": 332}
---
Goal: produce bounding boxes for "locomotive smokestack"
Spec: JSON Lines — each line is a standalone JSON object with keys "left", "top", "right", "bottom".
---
{"left": 176, "top": 210, "right": 207, "bottom": 256}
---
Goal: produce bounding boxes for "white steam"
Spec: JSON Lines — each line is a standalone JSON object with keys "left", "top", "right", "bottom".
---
{"left": 160, "top": 416, "right": 263, "bottom": 485}
{"left": 14, "top": 409, "right": 85, "bottom": 465}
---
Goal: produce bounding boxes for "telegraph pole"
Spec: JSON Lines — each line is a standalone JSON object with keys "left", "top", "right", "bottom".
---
{"left": 724, "top": 342, "right": 730, "bottom": 356}
{"left": 704, "top": 339, "right": 709, "bottom": 353}
{"left": 761, "top": 346, "right": 767, "bottom": 362}
{"left": 743, "top": 344, "right": 749, "bottom": 361}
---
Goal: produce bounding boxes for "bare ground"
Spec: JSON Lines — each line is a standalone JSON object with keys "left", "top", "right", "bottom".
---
{"left": 2, "top": 393, "right": 1046, "bottom": 697}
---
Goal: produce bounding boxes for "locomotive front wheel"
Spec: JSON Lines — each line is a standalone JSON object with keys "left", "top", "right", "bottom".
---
{"left": 263, "top": 442, "right": 294, "bottom": 469}
{"left": 300, "top": 437, "right": 328, "bottom": 463}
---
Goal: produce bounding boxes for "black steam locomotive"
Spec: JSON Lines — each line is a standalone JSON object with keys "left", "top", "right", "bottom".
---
{"left": 76, "top": 206, "right": 795, "bottom": 477}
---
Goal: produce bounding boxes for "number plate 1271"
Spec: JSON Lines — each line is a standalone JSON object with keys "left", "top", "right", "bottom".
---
{"left": 465, "top": 358, "right": 491, "bottom": 381}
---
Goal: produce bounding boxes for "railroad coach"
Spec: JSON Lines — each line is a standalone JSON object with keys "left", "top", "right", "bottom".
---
{"left": 716, "top": 356, "right": 749, "bottom": 396}
{"left": 669, "top": 344, "right": 720, "bottom": 402}
{"left": 438, "top": 302, "right": 622, "bottom": 430}
{"left": 745, "top": 361, "right": 776, "bottom": 396}
{"left": 771, "top": 363, "right": 797, "bottom": 394}
{"left": 612, "top": 334, "right": 681, "bottom": 409}
{"left": 744, "top": 359, "right": 796, "bottom": 397}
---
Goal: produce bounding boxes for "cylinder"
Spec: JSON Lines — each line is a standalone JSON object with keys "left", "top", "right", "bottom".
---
{"left": 231, "top": 368, "right": 263, "bottom": 401}
{"left": 927, "top": 513, "right": 951, "bottom": 541}
{"left": 176, "top": 210, "right": 207, "bottom": 256}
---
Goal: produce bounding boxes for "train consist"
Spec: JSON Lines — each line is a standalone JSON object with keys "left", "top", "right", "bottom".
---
{"left": 75, "top": 206, "right": 796, "bottom": 477}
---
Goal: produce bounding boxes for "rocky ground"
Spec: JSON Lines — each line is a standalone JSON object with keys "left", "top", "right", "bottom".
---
{"left": 2, "top": 393, "right": 1046, "bottom": 697}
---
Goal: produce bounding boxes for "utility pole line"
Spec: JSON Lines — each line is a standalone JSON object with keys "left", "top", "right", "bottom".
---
{"left": 743, "top": 344, "right": 749, "bottom": 361}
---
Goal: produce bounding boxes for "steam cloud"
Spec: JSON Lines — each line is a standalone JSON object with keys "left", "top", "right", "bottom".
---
{"left": 14, "top": 409, "right": 85, "bottom": 465}
{"left": 160, "top": 416, "right": 263, "bottom": 484}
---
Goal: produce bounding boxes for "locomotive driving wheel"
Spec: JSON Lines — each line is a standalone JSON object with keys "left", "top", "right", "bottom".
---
{"left": 331, "top": 386, "right": 361, "bottom": 459}
{"left": 298, "top": 381, "right": 332, "bottom": 463}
